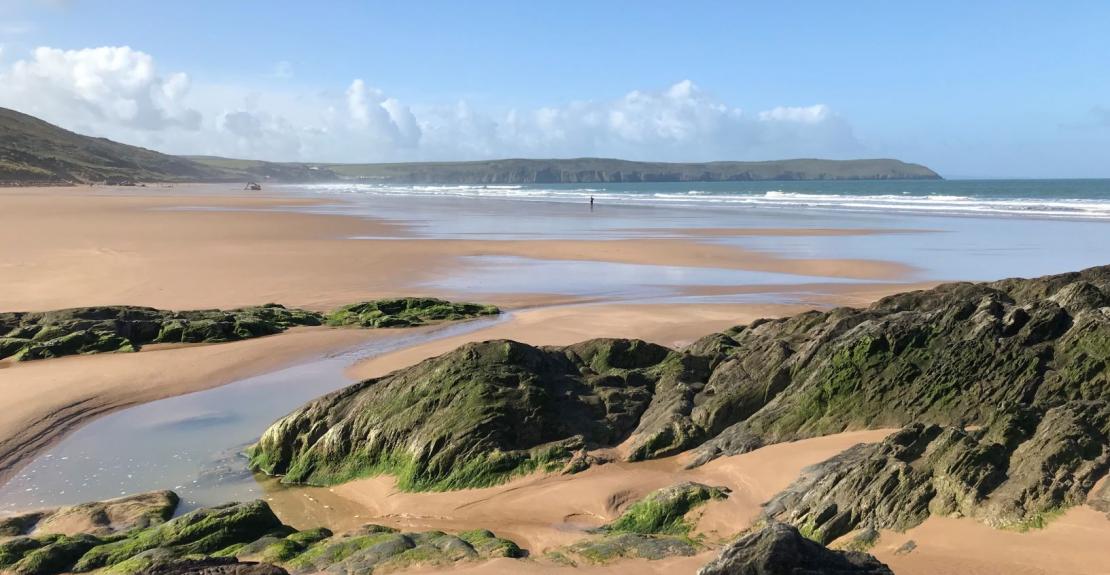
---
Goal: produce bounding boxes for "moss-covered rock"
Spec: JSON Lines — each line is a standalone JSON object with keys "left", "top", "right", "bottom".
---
{"left": 0, "top": 298, "right": 499, "bottom": 362}
{"left": 324, "top": 298, "right": 498, "bottom": 328}
{"left": 250, "top": 338, "right": 672, "bottom": 490}
{"left": 562, "top": 533, "right": 699, "bottom": 564}
{"left": 74, "top": 500, "right": 286, "bottom": 572}
{"left": 763, "top": 400, "right": 1110, "bottom": 543}
{"left": 606, "top": 482, "right": 729, "bottom": 535}
{"left": 0, "top": 493, "right": 522, "bottom": 575}
{"left": 0, "top": 304, "right": 321, "bottom": 362}
{"left": 680, "top": 266, "right": 1110, "bottom": 465}
{"left": 264, "top": 524, "right": 520, "bottom": 574}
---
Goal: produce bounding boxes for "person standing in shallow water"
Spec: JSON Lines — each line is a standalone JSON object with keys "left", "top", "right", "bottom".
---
{"left": 590, "top": 196, "right": 594, "bottom": 211}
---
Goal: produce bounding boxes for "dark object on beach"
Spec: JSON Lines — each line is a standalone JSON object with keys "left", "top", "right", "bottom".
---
{"left": 696, "top": 522, "right": 894, "bottom": 575}
{"left": 105, "top": 176, "right": 136, "bottom": 186}
{"left": 245, "top": 182, "right": 262, "bottom": 190}
{"left": 590, "top": 195, "right": 595, "bottom": 210}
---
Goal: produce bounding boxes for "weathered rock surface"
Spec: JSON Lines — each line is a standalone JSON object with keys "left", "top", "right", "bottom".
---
{"left": 0, "top": 299, "right": 499, "bottom": 362}
{"left": 0, "top": 494, "right": 521, "bottom": 575}
{"left": 559, "top": 533, "right": 699, "bottom": 564}
{"left": 696, "top": 522, "right": 893, "bottom": 575}
{"left": 324, "top": 298, "right": 499, "bottom": 328}
{"left": 250, "top": 266, "right": 1109, "bottom": 534}
{"left": 605, "top": 482, "right": 729, "bottom": 535}
{"left": 765, "top": 400, "right": 1110, "bottom": 541}
{"left": 250, "top": 338, "right": 673, "bottom": 489}
{"left": 275, "top": 524, "right": 521, "bottom": 574}
{"left": 0, "top": 304, "right": 320, "bottom": 361}
{"left": 682, "top": 266, "right": 1109, "bottom": 464}
{"left": 0, "top": 491, "right": 178, "bottom": 537}
{"left": 142, "top": 557, "right": 289, "bottom": 575}
{"left": 547, "top": 482, "right": 729, "bottom": 565}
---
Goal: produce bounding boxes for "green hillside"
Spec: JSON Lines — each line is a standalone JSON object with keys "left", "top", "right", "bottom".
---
{"left": 0, "top": 106, "right": 942, "bottom": 184}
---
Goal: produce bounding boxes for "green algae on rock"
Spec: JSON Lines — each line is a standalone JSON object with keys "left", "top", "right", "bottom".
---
{"left": 0, "top": 304, "right": 321, "bottom": 362}
{"left": 0, "top": 493, "right": 522, "bottom": 575}
{"left": 249, "top": 338, "right": 673, "bottom": 490}
{"left": 606, "top": 482, "right": 729, "bottom": 536}
{"left": 764, "top": 400, "right": 1110, "bottom": 543}
{"left": 0, "top": 298, "right": 500, "bottom": 362}
{"left": 324, "top": 298, "right": 499, "bottom": 328}
{"left": 547, "top": 482, "right": 729, "bottom": 566}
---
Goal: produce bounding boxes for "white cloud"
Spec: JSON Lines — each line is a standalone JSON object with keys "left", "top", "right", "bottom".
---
{"left": 0, "top": 45, "right": 862, "bottom": 162}
{"left": 0, "top": 46, "right": 200, "bottom": 131}
{"left": 758, "top": 104, "right": 830, "bottom": 124}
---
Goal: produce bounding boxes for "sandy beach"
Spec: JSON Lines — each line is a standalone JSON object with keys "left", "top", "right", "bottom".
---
{"left": 0, "top": 186, "right": 916, "bottom": 311}
{"left": 1, "top": 184, "right": 1108, "bottom": 575}
{"left": 0, "top": 184, "right": 928, "bottom": 484}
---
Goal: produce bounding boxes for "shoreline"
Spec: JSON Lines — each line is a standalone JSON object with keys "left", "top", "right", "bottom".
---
{"left": 0, "top": 186, "right": 919, "bottom": 312}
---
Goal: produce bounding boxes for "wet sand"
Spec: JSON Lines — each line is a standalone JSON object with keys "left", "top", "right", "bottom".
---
{"left": 0, "top": 185, "right": 924, "bottom": 484}
{"left": 0, "top": 186, "right": 915, "bottom": 311}
{"left": 261, "top": 430, "right": 897, "bottom": 552}
{"left": 0, "top": 326, "right": 384, "bottom": 485}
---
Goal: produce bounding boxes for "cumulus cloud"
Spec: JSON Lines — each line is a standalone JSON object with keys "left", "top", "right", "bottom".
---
{"left": 0, "top": 45, "right": 862, "bottom": 162}
{"left": 0, "top": 46, "right": 200, "bottom": 131}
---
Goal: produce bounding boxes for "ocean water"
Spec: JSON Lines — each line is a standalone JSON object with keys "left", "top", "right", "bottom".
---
{"left": 276, "top": 179, "right": 1110, "bottom": 286}
{"left": 286, "top": 179, "right": 1110, "bottom": 220}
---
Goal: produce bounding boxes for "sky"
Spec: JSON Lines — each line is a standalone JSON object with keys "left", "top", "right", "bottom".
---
{"left": 1, "top": 1, "right": 1109, "bottom": 178}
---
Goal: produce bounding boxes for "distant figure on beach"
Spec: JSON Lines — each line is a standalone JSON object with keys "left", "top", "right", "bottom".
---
{"left": 589, "top": 196, "right": 594, "bottom": 211}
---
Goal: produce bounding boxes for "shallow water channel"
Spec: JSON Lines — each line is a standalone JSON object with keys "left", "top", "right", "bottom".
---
{"left": 0, "top": 317, "right": 506, "bottom": 514}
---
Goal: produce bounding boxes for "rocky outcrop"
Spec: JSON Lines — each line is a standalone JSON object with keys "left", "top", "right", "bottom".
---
{"left": 547, "top": 482, "right": 729, "bottom": 565}
{"left": 764, "top": 400, "right": 1110, "bottom": 542}
{"left": 605, "top": 482, "right": 729, "bottom": 535}
{"left": 675, "top": 265, "right": 1110, "bottom": 464}
{"left": 141, "top": 558, "right": 289, "bottom": 575}
{"left": 251, "top": 265, "right": 1109, "bottom": 529}
{"left": 324, "top": 298, "right": 499, "bottom": 328}
{"left": 696, "top": 523, "right": 893, "bottom": 575}
{"left": 0, "top": 494, "right": 521, "bottom": 575}
{"left": 0, "top": 305, "right": 320, "bottom": 361}
{"left": 0, "top": 299, "right": 499, "bottom": 362}
{"left": 0, "top": 491, "right": 178, "bottom": 537}
{"left": 274, "top": 524, "right": 521, "bottom": 574}
{"left": 249, "top": 338, "right": 672, "bottom": 489}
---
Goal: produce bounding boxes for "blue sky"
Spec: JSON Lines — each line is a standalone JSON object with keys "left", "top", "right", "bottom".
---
{"left": 1, "top": 0, "right": 1109, "bottom": 177}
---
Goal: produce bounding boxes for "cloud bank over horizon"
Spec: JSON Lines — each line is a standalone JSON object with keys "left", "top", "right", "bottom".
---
{"left": 0, "top": 45, "right": 863, "bottom": 163}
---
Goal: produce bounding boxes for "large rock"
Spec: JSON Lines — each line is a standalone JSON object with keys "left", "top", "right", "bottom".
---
{"left": 73, "top": 500, "right": 286, "bottom": 572}
{"left": 676, "top": 265, "right": 1110, "bottom": 464}
{"left": 763, "top": 400, "right": 1110, "bottom": 542}
{"left": 0, "top": 299, "right": 500, "bottom": 362}
{"left": 250, "top": 338, "right": 672, "bottom": 489}
{"left": 5, "top": 490, "right": 181, "bottom": 537}
{"left": 0, "top": 494, "right": 523, "bottom": 575}
{"left": 696, "top": 522, "right": 893, "bottom": 575}
{"left": 0, "top": 304, "right": 321, "bottom": 361}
